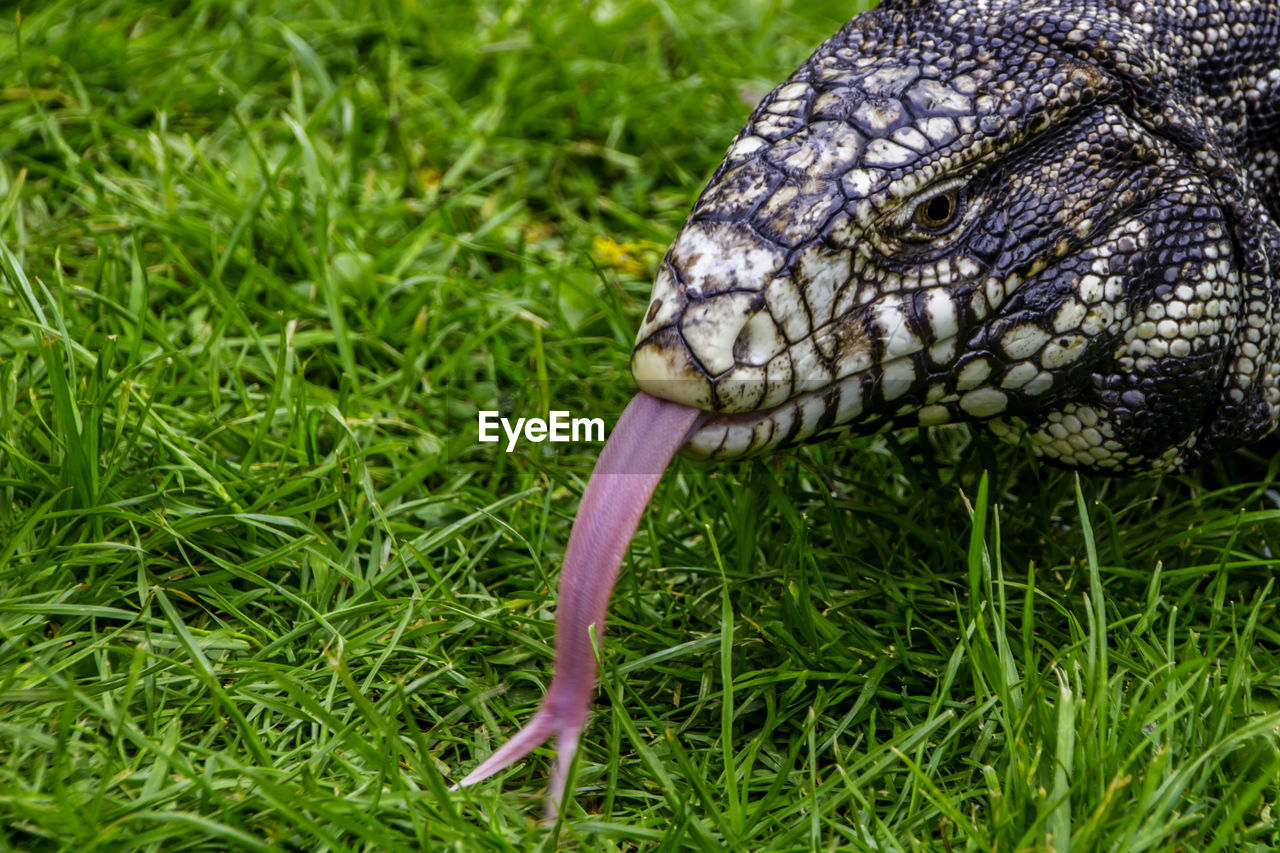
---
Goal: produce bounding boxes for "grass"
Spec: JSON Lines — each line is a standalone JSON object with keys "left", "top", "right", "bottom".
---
{"left": 0, "top": 0, "right": 1278, "bottom": 850}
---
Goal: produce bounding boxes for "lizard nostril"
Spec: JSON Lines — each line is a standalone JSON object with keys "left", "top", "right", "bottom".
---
{"left": 645, "top": 298, "right": 663, "bottom": 324}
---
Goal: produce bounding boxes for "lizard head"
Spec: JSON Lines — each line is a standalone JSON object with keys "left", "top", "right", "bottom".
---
{"left": 631, "top": 0, "right": 1274, "bottom": 472}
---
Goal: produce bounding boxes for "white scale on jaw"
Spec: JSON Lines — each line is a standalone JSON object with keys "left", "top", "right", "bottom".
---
{"left": 680, "top": 291, "right": 759, "bottom": 376}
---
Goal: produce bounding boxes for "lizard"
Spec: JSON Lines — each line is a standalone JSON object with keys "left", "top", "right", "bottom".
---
{"left": 456, "top": 0, "right": 1280, "bottom": 808}
{"left": 631, "top": 0, "right": 1280, "bottom": 473}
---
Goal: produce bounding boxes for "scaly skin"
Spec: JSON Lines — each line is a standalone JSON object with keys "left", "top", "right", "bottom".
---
{"left": 632, "top": 0, "right": 1280, "bottom": 473}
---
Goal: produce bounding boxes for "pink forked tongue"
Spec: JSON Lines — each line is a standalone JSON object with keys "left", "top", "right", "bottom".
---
{"left": 454, "top": 392, "right": 704, "bottom": 814}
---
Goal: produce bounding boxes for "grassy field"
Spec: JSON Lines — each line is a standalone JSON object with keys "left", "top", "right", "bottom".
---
{"left": 1, "top": 1, "right": 1279, "bottom": 850}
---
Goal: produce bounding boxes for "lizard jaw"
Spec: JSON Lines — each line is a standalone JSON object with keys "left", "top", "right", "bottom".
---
{"left": 634, "top": 331, "right": 958, "bottom": 460}
{"left": 678, "top": 376, "right": 865, "bottom": 460}
{"left": 631, "top": 336, "right": 841, "bottom": 460}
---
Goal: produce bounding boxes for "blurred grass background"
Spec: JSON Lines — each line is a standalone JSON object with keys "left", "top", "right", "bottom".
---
{"left": 0, "top": 1, "right": 1278, "bottom": 850}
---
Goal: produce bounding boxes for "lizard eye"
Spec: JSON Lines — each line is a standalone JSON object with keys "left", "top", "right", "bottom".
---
{"left": 874, "top": 180, "right": 975, "bottom": 255}
{"left": 910, "top": 187, "right": 963, "bottom": 233}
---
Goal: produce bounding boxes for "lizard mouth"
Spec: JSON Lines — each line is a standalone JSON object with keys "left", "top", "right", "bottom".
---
{"left": 634, "top": 306, "right": 974, "bottom": 459}
{"left": 680, "top": 378, "right": 857, "bottom": 459}
{"left": 636, "top": 352, "right": 904, "bottom": 460}
{"left": 633, "top": 290, "right": 964, "bottom": 460}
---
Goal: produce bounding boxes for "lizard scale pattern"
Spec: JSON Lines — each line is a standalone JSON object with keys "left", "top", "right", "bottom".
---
{"left": 631, "top": 0, "right": 1280, "bottom": 473}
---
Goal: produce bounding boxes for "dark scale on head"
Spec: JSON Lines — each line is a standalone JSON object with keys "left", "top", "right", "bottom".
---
{"left": 632, "top": 0, "right": 1280, "bottom": 472}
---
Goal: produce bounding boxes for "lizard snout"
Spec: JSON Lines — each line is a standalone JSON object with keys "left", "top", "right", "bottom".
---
{"left": 632, "top": 218, "right": 795, "bottom": 413}
{"left": 632, "top": 295, "right": 771, "bottom": 412}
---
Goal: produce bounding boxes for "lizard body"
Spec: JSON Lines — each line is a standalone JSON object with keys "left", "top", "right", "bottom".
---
{"left": 457, "top": 0, "right": 1280, "bottom": 806}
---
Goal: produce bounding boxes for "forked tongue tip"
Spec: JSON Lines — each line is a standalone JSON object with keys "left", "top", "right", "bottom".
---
{"left": 450, "top": 707, "right": 562, "bottom": 790}
{"left": 453, "top": 391, "right": 705, "bottom": 811}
